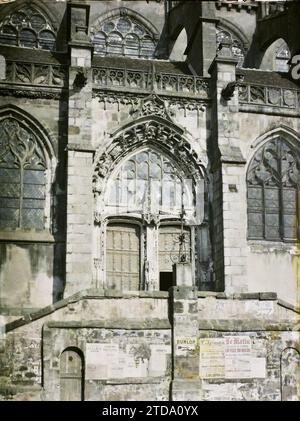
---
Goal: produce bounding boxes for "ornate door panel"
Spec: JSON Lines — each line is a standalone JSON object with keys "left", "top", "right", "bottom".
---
{"left": 60, "top": 349, "right": 83, "bottom": 401}
{"left": 159, "top": 226, "right": 191, "bottom": 272}
{"left": 106, "top": 223, "right": 140, "bottom": 291}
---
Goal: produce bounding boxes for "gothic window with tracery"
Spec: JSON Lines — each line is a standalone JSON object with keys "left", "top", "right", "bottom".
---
{"left": 93, "top": 15, "right": 156, "bottom": 58}
{"left": 0, "top": 118, "right": 47, "bottom": 230}
{"left": 216, "top": 29, "right": 245, "bottom": 67}
{"left": 247, "top": 138, "right": 300, "bottom": 241}
{"left": 106, "top": 149, "right": 192, "bottom": 213}
{"left": 102, "top": 148, "right": 194, "bottom": 291}
{"left": 0, "top": 5, "right": 56, "bottom": 50}
{"left": 275, "top": 41, "right": 291, "bottom": 72}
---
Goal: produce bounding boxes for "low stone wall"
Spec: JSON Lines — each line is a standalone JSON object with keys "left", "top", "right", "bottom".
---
{"left": 0, "top": 289, "right": 300, "bottom": 401}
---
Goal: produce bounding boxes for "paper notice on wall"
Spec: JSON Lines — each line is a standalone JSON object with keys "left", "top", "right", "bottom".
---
{"left": 199, "top": 336, "right": 266, "bottom": 380}
{"left": 175, "top": 337, "right": 197, "bottom": 356}
{"left": 199, "top": 338, "right": 225, "bottom": 379}
{"left": 149, "top": 344, "right": 170, "bottom": 376}
{"left": 86, "top": 343, "right": 119, "bottom": 379}
{"left": 224, "top": 336, "right": 252, "bottom": 379}
{"left": 124, "top": 345, "right": 148, "bottom": 378}
{"left": 245, "top": 301, "right": 274, "bottom": 316}
{"left": 251, "top": 357, "right": 266, "bottom": 378}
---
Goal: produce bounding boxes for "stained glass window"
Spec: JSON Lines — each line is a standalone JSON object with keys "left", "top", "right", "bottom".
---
{"left": 0, "top": 5, "right": 56, "bottom": 50}
{"left": 247, "top": 138, "right": 300, "bottom": 241}
{"left": 0, "top": 118, "right": 46, "bottom": 230}
{"left": 93, "top": 16, "right": 156, "bottom": 58}
{"left": 106, "top": 149, "right": 191, "bottom": 213}
{"left": 216, "top": 29, "right": 245, "bottom": 67}
{"left": 275, "top": 41, "right": 291, "bottom": 72}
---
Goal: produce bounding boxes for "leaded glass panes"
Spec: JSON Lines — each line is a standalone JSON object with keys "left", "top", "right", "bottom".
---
{"left": 106, "top": 223, "right": 140, "bottom": 291}
{"left": 106, "top": 149, "right": 190, "bottom": 213}
{"left": 0, "top": 5, "right": 56, "bottom": 50}
{"left": 20, "top": 29, "right": 37, "bottom": 48}
{"left": 0, "top": 25, "right": 17, "bottom": 46}
{"left": 93, "top": 15, "right": 156, "bottom": 58}
{"left": 276, "top": 41, "right": 290, "bottom": 73}
{"left": 39, "top": 30, "right": 56, "bottom": 50}
{"left": 0, "top": 118, "right": 46, "bottom": 230}
{"left": 247, "top": 138, "right": 300, "bottom": 241}
{"left": 216, "top": 29, "right": 245, "bottom": 67}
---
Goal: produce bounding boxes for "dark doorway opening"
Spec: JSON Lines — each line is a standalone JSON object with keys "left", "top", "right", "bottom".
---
{"left": 160, "top": 272, "right": 173, "bottom": 291}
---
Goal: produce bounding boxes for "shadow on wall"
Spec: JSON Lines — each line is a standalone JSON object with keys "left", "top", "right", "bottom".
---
{"left": 51, "top": 92, "right": 68, "bottom": 305}
{"left": 50, "top": 6, "right": 68, "bottom": 304}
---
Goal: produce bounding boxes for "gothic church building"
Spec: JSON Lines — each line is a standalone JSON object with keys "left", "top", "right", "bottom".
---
{"left": 0, "top": 0, "right": 300, "bottom": 401}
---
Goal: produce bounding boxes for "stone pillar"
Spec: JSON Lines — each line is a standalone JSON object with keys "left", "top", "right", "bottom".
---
{"left": 170, "top": 264, "right": 201, "bottom": 400}
{"left": 145, "top": 224, "right": 159, "bottom": 291}
{"left": 173, "top": 262, "right": 193, "bottom": 287}
{"left": 186, "top": 2, "right": 218, "bottom": 77}
{"left": 65, "top": 2, "right": 94, "bottom": 297}
{"left": 208, "top": 41, "right": 247, "bottom": 294}
{"left": 0, "top": 55, "right": 6, "bottom": 80}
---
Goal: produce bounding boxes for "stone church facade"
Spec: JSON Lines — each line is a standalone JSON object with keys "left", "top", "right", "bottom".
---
{"left": 0, "top": 0, "right": 300, "bottom": 401}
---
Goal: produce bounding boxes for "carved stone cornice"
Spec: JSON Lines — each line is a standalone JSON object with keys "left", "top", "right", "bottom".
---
{"left": 0, "top": 60, "right": 68, "bottom": 100}
{"left": 130, "top": 93, "right": 174, "bottom": 121}
{"left": 93, "top": 91, "right": 207, "bottom": 115}
{"left": 238, "top": 82, "right": 300, "bottom": 114}
{"left": 215, "top": 1, "right": 258, "bottom": 13}
{"left": 92, "top": 65, "right": 210, "bottom": 99}
{"left": 0, "top": 86, "right": 67, "bottom": 100}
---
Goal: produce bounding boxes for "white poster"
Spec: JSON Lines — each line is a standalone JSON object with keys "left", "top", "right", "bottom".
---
{"left": 149, "top": 344, "right": 170, "bottom": 376}
{"left": 86, "top": 343, "right": 119, "bottom": 379}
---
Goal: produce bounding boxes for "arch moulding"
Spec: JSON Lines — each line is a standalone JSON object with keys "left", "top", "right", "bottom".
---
{"left": 93, "top": 114, "right": 206, "bottom": 197}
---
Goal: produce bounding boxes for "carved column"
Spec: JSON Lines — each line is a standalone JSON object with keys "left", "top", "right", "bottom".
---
{"left": 65, "top": 2, "right": 94, "bottom": 297}
{"left": 144, "top": 216, "right": 160, "bottom": 291}
{"left": 208, "top": 41, "right": 247, "bottom": 294}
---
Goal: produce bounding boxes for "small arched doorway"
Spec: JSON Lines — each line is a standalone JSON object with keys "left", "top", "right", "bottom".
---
{"left": 60, "top": 348, "right": 84, "bottom": 401}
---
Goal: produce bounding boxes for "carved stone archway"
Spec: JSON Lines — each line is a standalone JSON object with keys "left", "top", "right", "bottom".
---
{"left": 92, "top": 97, "right": 213, "bottom": 292}
{"left": 93, "top": 94, "right": 206, "bottom": 197}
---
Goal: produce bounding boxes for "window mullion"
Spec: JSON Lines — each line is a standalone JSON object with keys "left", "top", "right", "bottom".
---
{"left": 278, "top": 140, "right": 284, "bottom": 241}
{"left": 262, "top": 185, "right": 266, "bottom": 240}
{"left": 19, "top": 165, "right": 24, "bottom": 228}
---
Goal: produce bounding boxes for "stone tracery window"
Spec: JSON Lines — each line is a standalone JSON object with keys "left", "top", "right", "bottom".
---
{"left": 93, "top": 15, "right": 156, "bottom": 58}
{"left": 247, "top": 138, "right": 300, "bottom": 241}
{"left": 0, "top": 118, "right": 47, "bottom": 230}
{"left": 275, "top": 41, "right": 291, "bottom": 72}
{"left": 0, "top": 5, "right": 56, "bottom": 50}
{"left": 106, "top": 149, "right": 191, "bottom": 213}
{"left": 216, "top": 29, "right": 245, "bottom": 67}
{"left": 99, "top": 148, "right": 195, "bottom": 291}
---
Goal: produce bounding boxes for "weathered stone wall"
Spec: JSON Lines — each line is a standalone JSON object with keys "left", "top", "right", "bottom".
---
{"left": 199, "top": 330, "right": 300, "bottom": 401}
{"left": 91, "top": 97, "right": 208, "bottom": 155}
{"left": 0, "top": 243, "right": 64, "bottom": 311}
{"left": 237, "top": 112, "right": 300, "bottom": 305}
{"left": 0, "top": 292, "right": 170, "bottom": 401}
{"left": 0, "top": 93, "right": 67, "bottom": 313}
{"left": 1, "top": 291, "right": 300, "bottom": 401}
{"left": 215, "top": 2, "right": 256, "bottom": 46}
